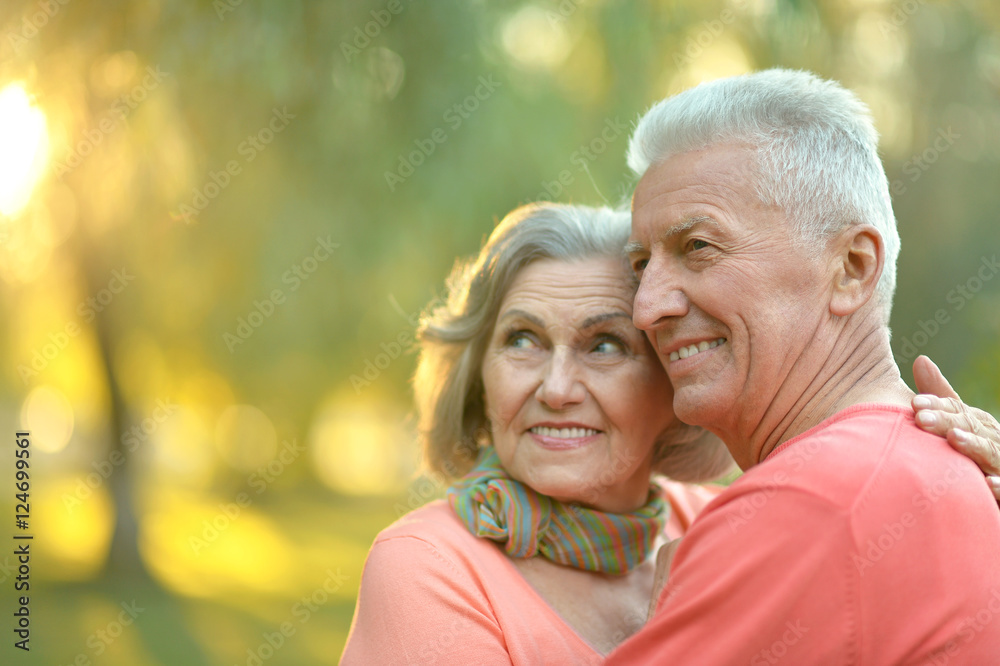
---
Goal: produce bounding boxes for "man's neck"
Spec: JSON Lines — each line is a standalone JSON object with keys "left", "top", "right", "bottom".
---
{"left": 745, "top": 322, "right": 914, "bottom": 467}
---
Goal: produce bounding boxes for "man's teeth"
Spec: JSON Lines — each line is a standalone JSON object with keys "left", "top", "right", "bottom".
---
{"left": 530, "top": 426, "right": 599, "bottom": 439}
{"left": 669, "top": 338, "right": 726, "bottom": 362}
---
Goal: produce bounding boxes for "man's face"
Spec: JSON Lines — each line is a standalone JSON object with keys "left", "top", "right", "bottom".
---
{"left": 627, "top": 143, "right": 830, "bottom": 467}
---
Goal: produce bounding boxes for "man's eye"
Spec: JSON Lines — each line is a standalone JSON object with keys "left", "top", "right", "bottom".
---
{"left": 632, "top": 259, "right": 648, "bottom": 273}
{"left": 689, "top": 239, "right": 710, "bottom": 251}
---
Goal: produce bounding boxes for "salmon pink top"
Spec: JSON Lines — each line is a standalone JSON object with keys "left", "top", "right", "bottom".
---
{"left": 341, "top": 480, "right": 721, "bottom": 665}
{"left": 608, "top": 404, "right": 1000, "bottom": 665}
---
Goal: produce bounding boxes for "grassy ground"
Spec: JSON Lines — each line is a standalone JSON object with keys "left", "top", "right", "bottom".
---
{"left": 12, "top": 576, "right": 357, "bottom": 665}
{"left": 2, "top": 490, "right": 405, "bottom": 666}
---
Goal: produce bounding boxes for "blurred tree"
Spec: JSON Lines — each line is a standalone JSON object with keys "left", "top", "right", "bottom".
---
{"left": 0, "top": 0, "right": 996, "bottom": 662}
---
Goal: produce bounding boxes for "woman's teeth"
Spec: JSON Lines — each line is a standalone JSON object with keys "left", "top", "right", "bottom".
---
{"left": 530, "top": 426, "right": 599, "bottom": 439}
{"left": 670, "top": 338, "right": 726, "bottom": 362}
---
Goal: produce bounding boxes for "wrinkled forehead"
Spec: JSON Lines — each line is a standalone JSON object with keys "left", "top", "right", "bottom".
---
{"left": 628, "top": 145, "right": 788, "bottom": 248}
{"left": 501, "top": 256, "right": 639, "bottom": 313}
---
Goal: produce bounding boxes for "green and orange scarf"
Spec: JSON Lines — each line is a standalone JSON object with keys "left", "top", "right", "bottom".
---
{"left": 447, "top": 447, "right": 667, "bottom": 574}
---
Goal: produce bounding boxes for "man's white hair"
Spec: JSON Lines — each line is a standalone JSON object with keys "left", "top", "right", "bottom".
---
{"left": 627, "top": 68, "right": 899, "bottom": 319}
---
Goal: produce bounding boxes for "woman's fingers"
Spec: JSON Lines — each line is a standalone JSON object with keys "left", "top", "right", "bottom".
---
{"left": 911, "top": 355, "right": 966, "bottom": 438}
{"left": 912, "top": 394, "right": 1000, "bottom": 464}
{"left": 946, "top": 429, "right": 1000, "bottom": 501}
{"left": 912, "top": 355, "right": 1000, "bottom": 504}
{"left": 913, "top": 355, "right": 959, "bottom": 400}
{"left": 913, "top": 394, "right": 967, "bottom": 436}
{"left": 649, "top": 539, "right": 681, "bottom": 621}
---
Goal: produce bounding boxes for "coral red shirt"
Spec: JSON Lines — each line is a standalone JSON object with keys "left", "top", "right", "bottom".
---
{"left": 608, "top": 404, "right": 1000, "bottom": 665}
{"left": 341, "top": 480, "right": 721, "bottom": 664}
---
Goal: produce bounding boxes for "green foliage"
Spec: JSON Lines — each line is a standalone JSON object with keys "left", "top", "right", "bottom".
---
{"left": 2, "top": 0, "right": 998, "bottom": 662}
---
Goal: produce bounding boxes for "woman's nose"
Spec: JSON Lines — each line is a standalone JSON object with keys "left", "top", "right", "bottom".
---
{"left": 535, "top": 347, "right": 586, "bottom": 409}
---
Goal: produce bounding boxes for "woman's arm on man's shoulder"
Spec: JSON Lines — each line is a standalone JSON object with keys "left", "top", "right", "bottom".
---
{"left": 912, "top": 355, "right": 1000, "bottom": 503}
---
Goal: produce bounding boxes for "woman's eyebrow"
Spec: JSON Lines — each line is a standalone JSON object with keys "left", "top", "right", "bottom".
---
{"left": 497, "top": 309, "right": 545, "bottom": 328}
{"left": 580, "top": 312, "right": 632, "bottom": 330}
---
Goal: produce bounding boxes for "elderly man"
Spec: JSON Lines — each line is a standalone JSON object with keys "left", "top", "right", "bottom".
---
{"left": 608, "top": 69, "right": 1000, "bottom": 664}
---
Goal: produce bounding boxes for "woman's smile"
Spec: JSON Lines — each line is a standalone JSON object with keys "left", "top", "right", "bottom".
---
{"left": 527, "top": 422, "right": 603, "bottom": 450}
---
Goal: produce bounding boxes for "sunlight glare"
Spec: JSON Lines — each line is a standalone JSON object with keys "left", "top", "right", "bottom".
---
{"left": 309, "top": 399, "right": 416, "bottom": 497}
{"left": 0, "top": 83, "right": 49, "bottom": 217}
{"left": 501, "top": 6, "right": 573, "bottom": 70}
{"left": 41, "top": 476, "right": 114, "bottom": 579}
{"left": 22, "top": 385, "right": 75, "bottom": 453}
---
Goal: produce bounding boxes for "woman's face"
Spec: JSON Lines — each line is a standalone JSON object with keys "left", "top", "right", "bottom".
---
{"left": 480, "top": 256, "right": 677, "bottom": 513}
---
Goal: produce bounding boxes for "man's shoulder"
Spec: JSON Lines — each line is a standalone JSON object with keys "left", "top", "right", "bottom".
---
{"left": 758, "top": 404, "right": 946, "bottom": 480}
{"left": 720, "top": 403, "right": 983, "bottom": 515}
{"left": 676, "top": 402, "right": 996, "bottom": 568}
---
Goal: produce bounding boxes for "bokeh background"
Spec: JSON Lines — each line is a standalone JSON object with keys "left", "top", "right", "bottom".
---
{"left": 1, "top": 0, "right": 999, "bottom": 663}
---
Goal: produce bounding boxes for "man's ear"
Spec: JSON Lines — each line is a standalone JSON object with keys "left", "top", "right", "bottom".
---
{"left": 829, "top": 224, "right": 884, "bottom": 317}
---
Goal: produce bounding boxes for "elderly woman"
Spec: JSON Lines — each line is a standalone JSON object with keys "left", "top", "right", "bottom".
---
{"left": 342, "top": 202, "right": 1000, "bottom": 664}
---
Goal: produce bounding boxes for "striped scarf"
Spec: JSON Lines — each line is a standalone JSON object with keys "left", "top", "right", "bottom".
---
{"left": 447, "top": 447, "right": 666, "bottom": 574}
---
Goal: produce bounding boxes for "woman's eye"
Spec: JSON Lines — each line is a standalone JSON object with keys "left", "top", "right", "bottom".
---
{"left": 507, "top": 332, "right": 535, "bottom": 349}
{"left": 593, "top": 338, "right": 625, "bottom": 354}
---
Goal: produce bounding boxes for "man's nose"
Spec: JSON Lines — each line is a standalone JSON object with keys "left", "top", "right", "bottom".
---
{"left": 632, "top": 257, "right": 689, "bottom": 331}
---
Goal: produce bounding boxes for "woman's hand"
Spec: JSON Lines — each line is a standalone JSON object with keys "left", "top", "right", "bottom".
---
{"left": 912, "top": 355, "right": 1000, "bottom": 503}
{"left": 649, "top": 539, "right": 681, "bottom": 621}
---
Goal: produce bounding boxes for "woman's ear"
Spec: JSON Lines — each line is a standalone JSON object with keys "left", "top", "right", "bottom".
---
{"left": 829, "top": 224, "right": 884, "bottom": 317}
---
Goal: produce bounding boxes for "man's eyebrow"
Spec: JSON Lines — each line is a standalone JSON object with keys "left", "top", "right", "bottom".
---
{"left": 624, "top": 239, "right": 645, "bottom": 255}
{"left": 626, "top": 215, "right": 720, "bottom": 253}
{"left": 666, "top": 215, "right": 718, "bottom": 237}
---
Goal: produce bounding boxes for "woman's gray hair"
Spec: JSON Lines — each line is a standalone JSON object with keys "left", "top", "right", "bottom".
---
{"left": 413, "top": 201, "right": 733, "bottom": 483}
{"left": 627, "top": 68, "right": 900, "bottom": 321}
